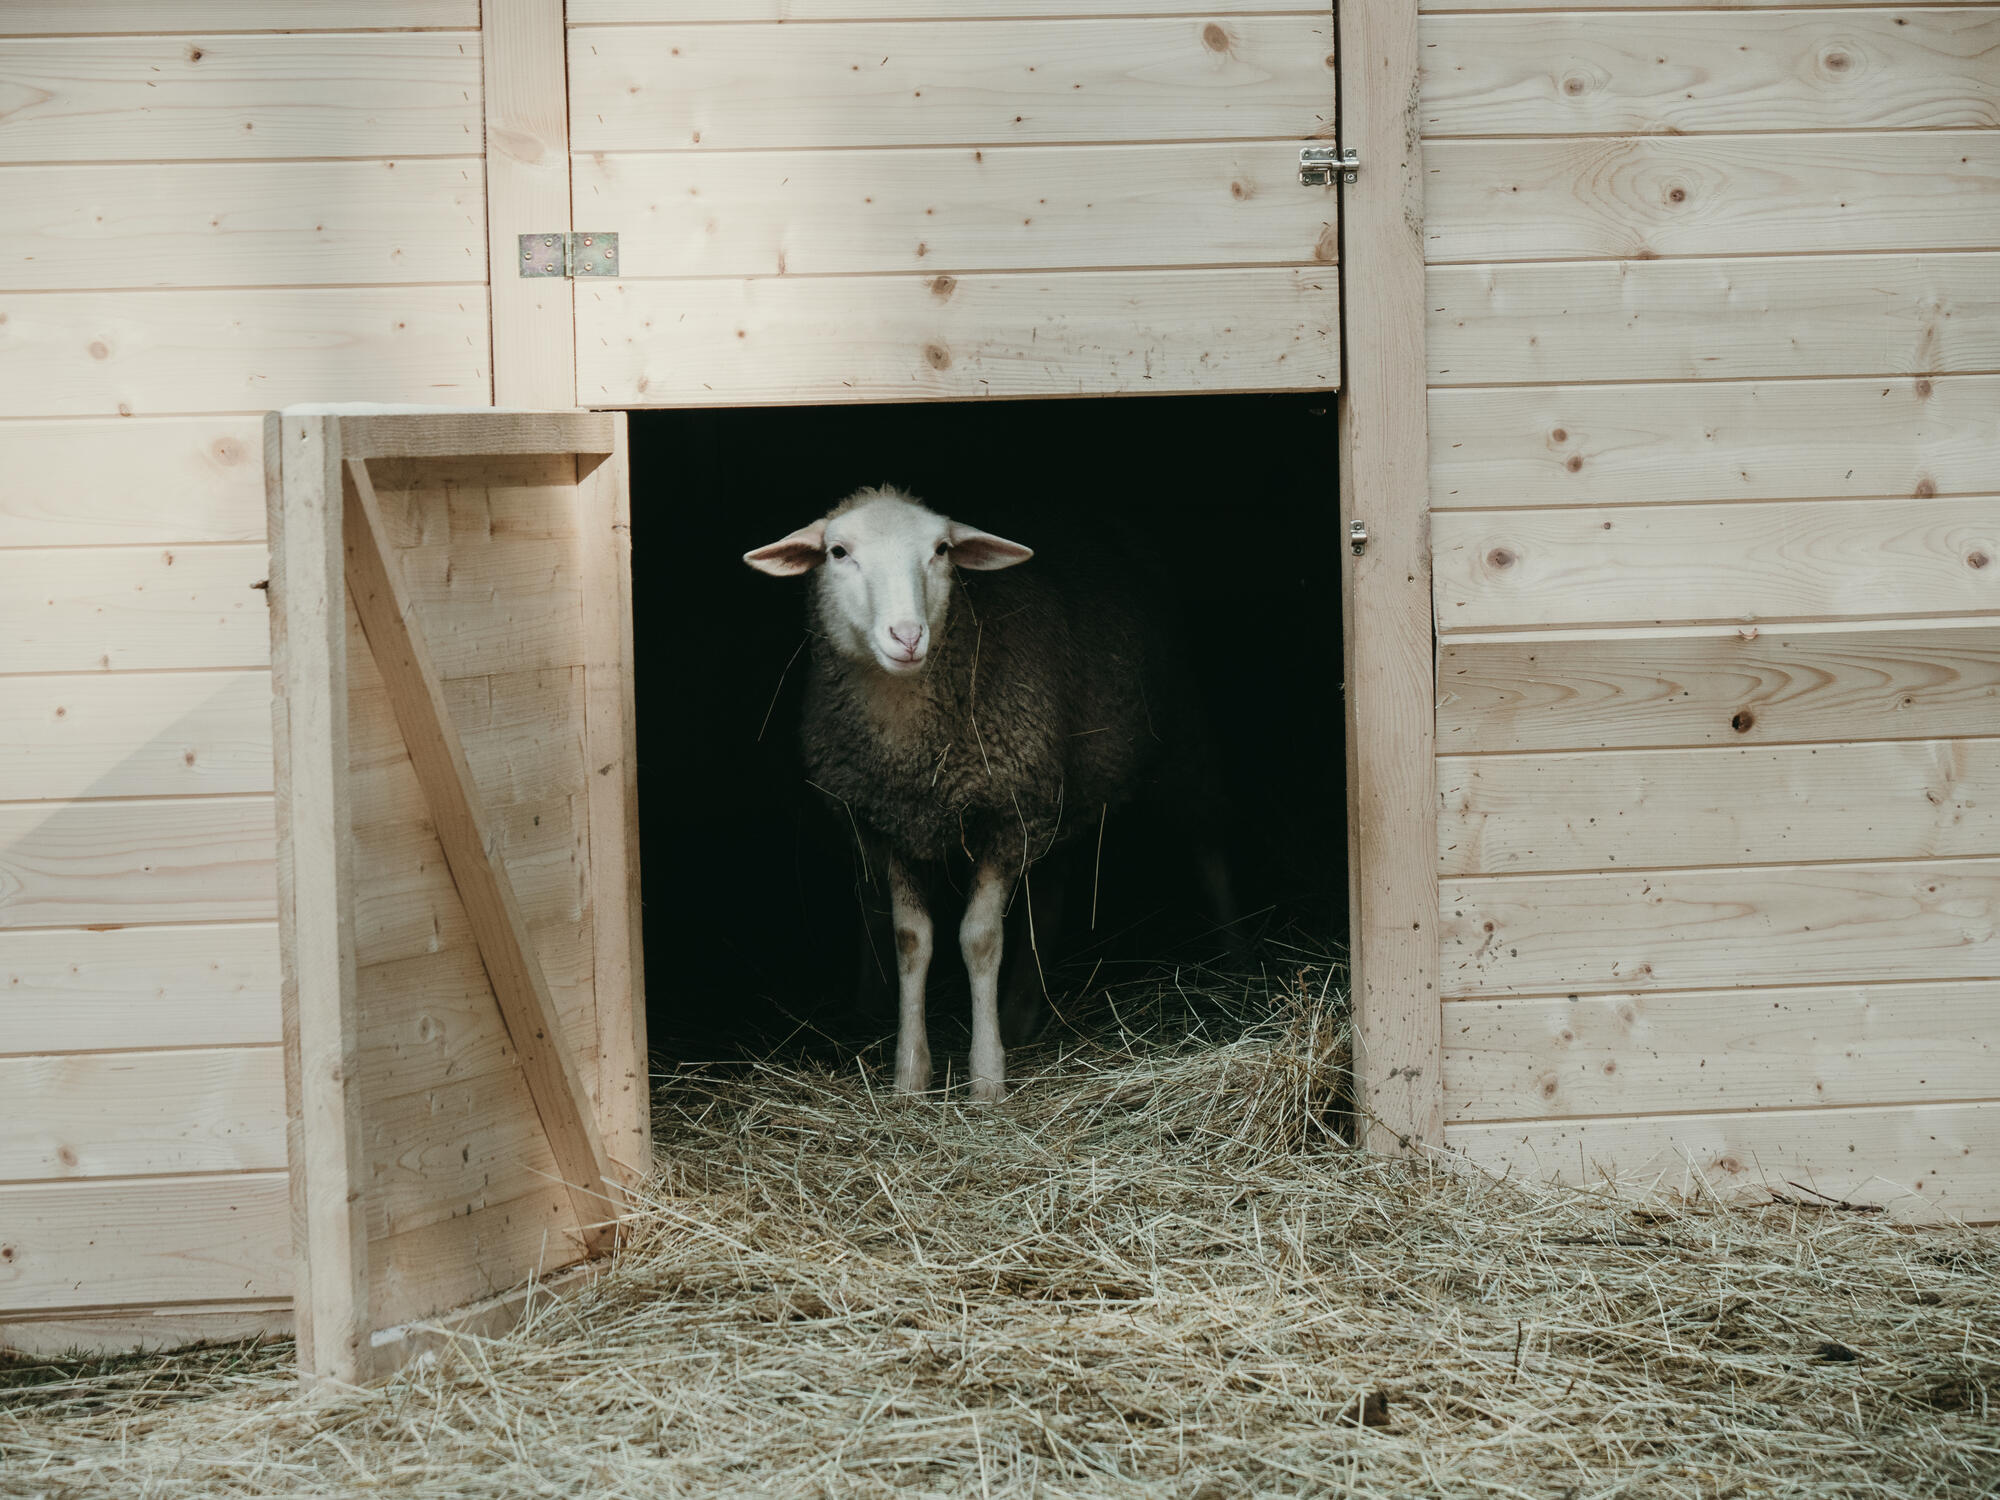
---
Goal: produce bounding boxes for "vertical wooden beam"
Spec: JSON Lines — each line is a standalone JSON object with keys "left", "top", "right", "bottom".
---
{"left": 342, "top": 459, "right": 620, "bottom": 1253}
{"left": 267, "top": 413, "right": 372, "bottom": 1383}
{"left": 1337, "top": 0, "right": 1441, "bottom": 1151}
{"left": 578, "top": 415, "right": 651, "bottom": 1187}
{"left": 482, "top": 0, "right": 575, "bottom": 407}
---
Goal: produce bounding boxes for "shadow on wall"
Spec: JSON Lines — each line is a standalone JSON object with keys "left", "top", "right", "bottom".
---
{"left": 628, "top": 393, "right": 1346, "bottom": 1058}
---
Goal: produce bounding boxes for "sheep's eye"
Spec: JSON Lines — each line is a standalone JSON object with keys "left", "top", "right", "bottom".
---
{"left": 828, "top": 545, "right": 848, "bottom": 561}
{"left": 934, "top": 542, "right": 950, "bottom": 557}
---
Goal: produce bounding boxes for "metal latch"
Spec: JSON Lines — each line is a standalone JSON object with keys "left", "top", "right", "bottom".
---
{"left": 1350, "top": 520, "right": 1368, "bottom": 556}
{"left": 1299, "top": 146, "right": 1360, "bottom": 187}
{"left": 519, "top": 232, "right": 619, "bottom": 278}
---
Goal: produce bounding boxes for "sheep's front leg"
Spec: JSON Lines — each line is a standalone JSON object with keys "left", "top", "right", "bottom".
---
{"left": 889, "top": 857, "right": 934, "bottom": 1093}
{"left": 962, "top": 859, "right": 1010, "bottom": 1102}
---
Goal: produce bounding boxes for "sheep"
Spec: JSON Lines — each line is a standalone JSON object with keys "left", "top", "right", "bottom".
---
{"left": 746, "top": 486, "right": 1229, "bottom": 1101}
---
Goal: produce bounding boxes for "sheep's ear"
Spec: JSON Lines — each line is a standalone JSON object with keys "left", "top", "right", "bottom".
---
{"left": 947, "top": 523, "right": 1034, "bottom": 571}
{"left": 744, "top": 521, "right": 827, "bottom": 576}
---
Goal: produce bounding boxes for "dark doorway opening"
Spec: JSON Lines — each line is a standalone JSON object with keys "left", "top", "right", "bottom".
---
{"left": 628, "top": 394, "right": 1345, "bottom": 1061}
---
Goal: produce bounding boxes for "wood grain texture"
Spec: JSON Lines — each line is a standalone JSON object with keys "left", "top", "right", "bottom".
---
{"left": 578, "top": 144, "right": 1338, "bottom": 277}
{"left": 0, "top": 923, "right": 279, "bottom": 1057}
{"left": 1422, "top": 0, "right": 1993, "bottom": 9}
{"left": 341, "top": 412, "right": 615, "bottom": 461}
{"left": 0, "top": 671, "right": 273, "bottom": 801}
{"left": 483, "top": 0, "right": 575, "bottom": 408}
{"left": 578, "top": 270, "right": 1337, "bottom": 405}
{"left": 1444, "top": 982, "right": 1999, "bottom": 1122}
{"left": 368, "top": 1261, "right": 592, "bottom": 1379}
{"left": 1426, "top": 133, "right": 2000, "bottom": 264}
{"left": 1420, "top": 11, "right": 2000, "bottom": 137}
{"left": 1434, "top": 497, "right": 2000, "bottom": 632}
{"left": 1447, "top": 1101, "right": 1999, "bottom": 1225}
{"left": 1429, "top": 376, "right": 2000, "bottom": 510}
{"left": 0, "top": 161, "right": 484, "bottom": 291}
{"left": 1441, "top": 739, "right": 2000, "bottom": 876}
{"left": 0, "top": 288, "right": 491, "bottom": 418}
{"left": 568, "top": 18, "right": 1336, "bottom": 151}
{"left": 1441, "top": 858, "right": 2000, "bottom": 998}
{"left": 0, "top": 543, "right": 270, "bottom": 673}
{"left": 1339, "top": 0, "right": 1439, "bottom": 1152}
{"left": 0, "top": 1175, "right": 290, "bottom": 1312}
{"left": 0, "top": 797, "right": 275, "bottom": 931}
{"left": 574, "top": 1, "right": 1324, "bottom": 16}
{"left": 0, "top": 1304, "right": 290, "bottom": 1358}
{"left": 370, "top": 1180, "right": 578, "bottom": 1333}
{"left": 1428, "top": 255, "right": 2000, "bottom": 386}
{"left": 1, "top": 1, "right": 476, "bottom": 32}
{"left": 0, "top": 1047, "right": 284, "bottom": 1181}
{"left": 0, "top": 417, "right": 265, "bottom": 546}
{"left": 0, "top": 34, "right": 482, "bottom": 162}
{"left": 1439, "top": 621, "right": 2000, "bottom": 755}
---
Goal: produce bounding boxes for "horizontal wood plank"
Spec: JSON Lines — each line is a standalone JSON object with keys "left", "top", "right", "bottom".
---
{"left": 1442, "top": 858, "right": 2000, "bottom": 997}
{"left": 1434, "top": 497, "right": 2000, "bottom": 631}
{"left": 1428, "top": 255, "right": 2000, "bottom": 386}
{"left": 0, "top": 1304, "right": 290, "bottom": 1358}
{"left": 0, "top": 670, "right": 273, "bottom": 801}
{"left": 1440, "top": 621, "right": 2000, "bottom": 754}
{"left": 2, "top": 1, "right": 475, "bottom": 32}
{"left": 0, "top": 797, "right": 276, "bottom": 930}
{"left": 1444, "top": 982, "right": 1999, "bottom": 1122}
{"left": 579, "top": 269, "right": 1338, "bottom": 405}
{"left": 0, "top": 417, "right": 265, "bottom": 546}
{"left": 1429, "top": 376, "right": 2000, "bottom": 510}
{"left": 569, "top": 19, "right": 1336, "bottom": 152}
{"left": 0, "top": 288, "right": 491, "bottom": 418}
{"left": 0, "top": 923, "right": 279, "bottom": 1056}
{"left": 1447, "top": 1101, "right": 2000, "bottom": 1224}
{"left": 0, "top": 34, "right": 482, "bottom": 162}
{"left": 341, "top": 412, "right": 614, "bottom": 460}
{"left": 0, "top": 1173, "right": 290, "bottom": 1311}
{"left": 0, "top": 543, "right": 270, "bottom": 672}
{"left": 1441, "top": 739, "right": 2000, "bottom": 875}
{"left": 0, "top": 161, "right": 485, "bottom": 291}
{"left": 578, "top": 143, "right": 1337, "bottom": 277}
{"left": 370, "top": 1180, "right": 582, "bottom": 1333}
{"left": 574, "top": 1, "right": 1324, "bottom": 16}
{"left": 1420, "top": 12, "right": 2000, "bottom": 137}
{"left": 0, "top": 1047, "right": 284, "bottom": 1180}
{"left": 1426, "top": 132, "right": 2000, "bottom": 264}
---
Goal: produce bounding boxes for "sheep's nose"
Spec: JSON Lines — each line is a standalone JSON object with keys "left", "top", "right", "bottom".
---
{"left": 887, "top": 622, "right": 925, "bottom": 655}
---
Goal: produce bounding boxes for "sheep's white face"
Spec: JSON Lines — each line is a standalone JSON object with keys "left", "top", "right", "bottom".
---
{"left": 745, "top": 491, "right": 1032, "bottom": 677}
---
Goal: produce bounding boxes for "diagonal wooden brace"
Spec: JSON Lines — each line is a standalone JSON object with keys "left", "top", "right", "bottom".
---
{"left": 341, "top": 457, "right": 621, "bottom": 1256}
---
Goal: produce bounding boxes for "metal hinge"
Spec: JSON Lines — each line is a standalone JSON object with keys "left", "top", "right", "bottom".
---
{"left": 1350, "top": 520, "right": 1368, "bottom": 556}
{"left": 519, "top": 232, "right": 619, "bottom": 278}
{"left": 1299, "top": 146, "right": 1360, "bottom": 187}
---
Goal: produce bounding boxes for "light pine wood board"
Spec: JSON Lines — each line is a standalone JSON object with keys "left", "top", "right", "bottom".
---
{"left": 578, "top": 144, "right": 1338, "bottom": 277}
{"left": 1447, "top": 1101, "right": 1999, "bottom": 1225}
{"left": 0, "top": 1047, "right": 284, "bottom": 1180}
{"left": 0, "top": 796, "right": 276, "bottom": 930}
{"left": 568, "top": 19, "right": 1336, "bottom": 152}
{"left": 0, "top": 1173, "right": 291, "bottom": 1311}
{"left": 0, "top": 670, "right": 273, "bottom": 801}
{"left": 1428, "top": 255, "right": 2000, "bottom": 386}
{"left": 0, "top": 543, "right": 270, "bottom": 673}
{"left": 1441, "top": 739, "right": 2000, "bottom": 876}
{"left": 1419, "top": 12, "right": 2000, "bottom": 138}
{"left": 1444, "top": 981, "right": 1999, "bottom": 1122}
{"left": 0, "top": 161, "right": 485, "bottom": 291}
{"left": 0, "top": 923, "right": 279, "bottom": 1056}
{"left": 352, "top": 669, "right": 590, "bottom": 816}
{"left": 364, "top": 454, "right": 583, "bottom": 547}
{"left": 1441, "top": 858, "right": 2000, "bottom": 998}
{"left": 0, "top": 418, "right": 264, "bottom": 546}
{"left": 1430, "top": 376, "right": 2000, "bottom": 510}
{"left": 3, "top": 1, "right": 476, "bottom": 31}
{"left": 0, "top": 288, "right": 491, "bottom": 418}
{"left": 574, "top": 2, "right": 1326, "bottom": 16}
{"left": 1, "top": 1305, "right": 290, "bottom": 1359}
{"left": 578, "top": 269, "right": 1338, "bottom": 405}
{"left": 1434, "top": 497, "right": 2000, "bottom": 632}
{"left": 370, "top": 1180, "right": 582, "bottom": 1334}
{"left": 1425, "top": 133, "right": 2000, "bottom": 264}
{"left": 338, "top": 412, "right": 616, "bottom": 462}
{"left": 0, "top": 35, "right": 482, "bottom": 162}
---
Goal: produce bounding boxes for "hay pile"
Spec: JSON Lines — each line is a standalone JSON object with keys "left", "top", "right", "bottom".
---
{"left": 4, "top": 949, "right": 1996, "bottom": 1498}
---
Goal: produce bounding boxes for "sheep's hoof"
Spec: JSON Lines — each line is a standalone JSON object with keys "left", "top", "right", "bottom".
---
{"left": 969, "top": 1077, "right": 1006, "bottom": 1104}
{"left": 894, "top": 1054, "right": 932, "bottom": 1094}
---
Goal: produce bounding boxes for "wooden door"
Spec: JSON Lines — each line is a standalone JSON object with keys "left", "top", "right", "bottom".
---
{"left": 266, "top": 408, "right": 644, "bottom": 1381}
{"left": 559, "top": 1, "right": 1341, "bottom": 406}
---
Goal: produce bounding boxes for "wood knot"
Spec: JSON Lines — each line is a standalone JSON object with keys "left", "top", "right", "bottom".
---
{"left": 1550, "top": 428, "right": 1567, "bottom": 443}
{"left": 1202, "top": 22, "right": 1230, "bottom": 51}
{"left": 1564, "top": 454, "right": 1584, "bottom": 473}
{"left": 929, "top": 275, "right": 956, "bottom": 300}
{"left": 211, "top": 438, "right": 243, "bottom": 465}
{"left": 1915, "top": 377, "right": 1933, "bottom": 399}
{"left": 1730, "top": 709, "right": 1756, "bottom": 733}
{"left": 1665, "top": 185, "right": 1687, "bottom": 205}
{"left": 186, "top": 44, "right": 204, "bottom": 61}
{"left": 1230, "top": 180, "right": 1249, "bottom": 200}
{"left": 924, "top": 343, "right": 952, "bottom": 370}
{"left": 1968, "top": 551, "right": 1991, "bottom": 570}
{"left": 58, "top": 1145, "right": 78, "bottom": 1166}
{"left": 1823, "top": 50, "right": 1851, "bottom": 71}
{"left": 1562, "top": 74, "right": 1589, "bottom": 96}
{"left": 1312, "top": 225, "right": 1338, "bottom": 263}
{"left": 88, "top": 340, "right": 110, "bottom": 360}
{"left": 1487, "top": 548, "right": 1516, "bottom": 569}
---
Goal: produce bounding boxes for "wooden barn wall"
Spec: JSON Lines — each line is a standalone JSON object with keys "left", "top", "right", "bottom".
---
{"left": 563, "top": 0, "right": 1341, "bottom": 405}
{"left": 0, "top": 3, "right": 490, "bottom": 1336}
{"left": 1421, "top": 0, "right": 2000, "bottom": 1219}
